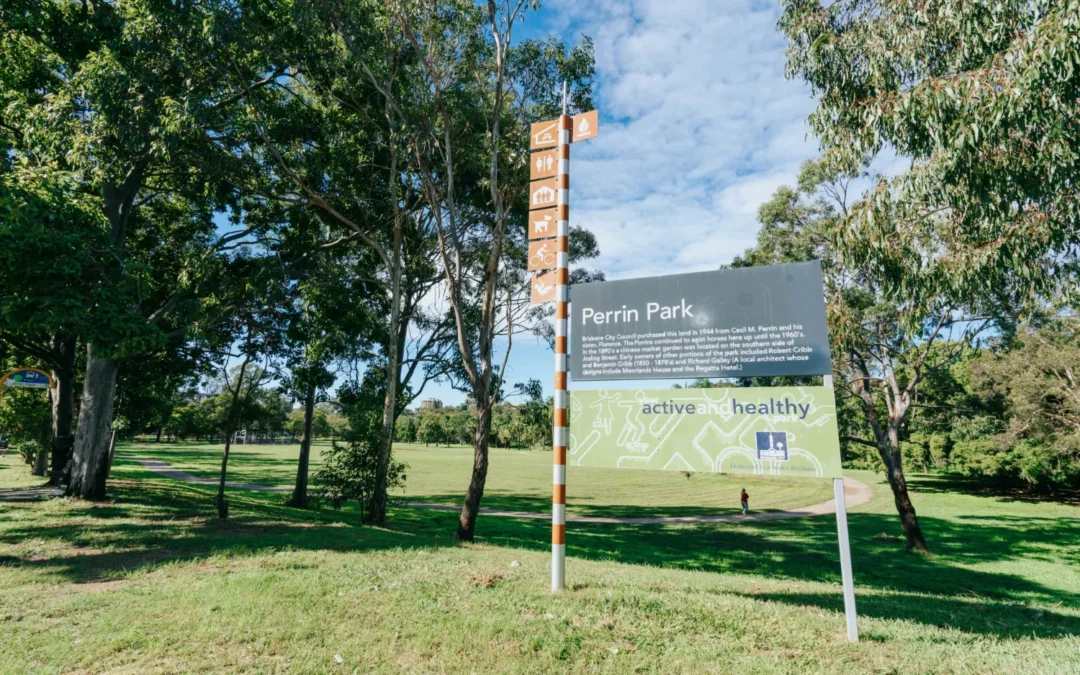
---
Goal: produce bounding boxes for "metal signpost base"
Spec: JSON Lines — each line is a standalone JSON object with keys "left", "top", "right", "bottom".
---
{"left": 825, "top": 374, "right": 858, "bottom": 642}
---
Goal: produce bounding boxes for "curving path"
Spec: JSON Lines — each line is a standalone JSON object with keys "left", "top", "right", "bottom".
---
{"left": 124, "top": 454, "right": 873, "bottom": 524}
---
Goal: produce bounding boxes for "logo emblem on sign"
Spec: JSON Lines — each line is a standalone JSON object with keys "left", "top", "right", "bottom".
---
{"left": 756, "top": 431, "right": 788, "bottom": 461}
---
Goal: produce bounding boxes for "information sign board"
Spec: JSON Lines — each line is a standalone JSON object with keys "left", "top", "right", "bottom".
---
{"left": 569, "top": 386, "right": 842, "bottom": 478}
{"left": 570, "top": 262, "right": 832, "bottom": 381}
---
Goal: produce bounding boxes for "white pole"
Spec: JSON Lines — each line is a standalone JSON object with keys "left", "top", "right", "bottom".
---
{"left": 833, "top": 476, "right": 858, "bottom": 642}
{"left": 825, "top": 373, "right": 858, "bottom": 642}
{"left": 551, "top": 80, "right": 570, "bottom": 593}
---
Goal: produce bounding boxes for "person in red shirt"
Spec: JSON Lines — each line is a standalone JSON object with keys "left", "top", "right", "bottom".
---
{"left": 740, "top": 488, "right": 749, "bottom": 515}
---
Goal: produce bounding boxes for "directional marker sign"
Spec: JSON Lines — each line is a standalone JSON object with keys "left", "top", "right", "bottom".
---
{"left": 528, "top": 177, "right": 559, "bottom": 210}
{"left": 531, "top": 270, "right": 557, "bottom": 304}
{"left": 531, "top": 149, "right": 558, "bottom": 180}
{"left": 528, "top": 208, "right": 557, "bottom": 240}
{"left": 2, "top": 368, "right": 52, "bottom": 389}
{"left": 528, "top": 240, "right": 557, "bottom": 272}
{"left": 530, "top": 120, "right": 559, "bottom": 149}
{"left": 571, "top": 110, "right": 598, "bottom": 142}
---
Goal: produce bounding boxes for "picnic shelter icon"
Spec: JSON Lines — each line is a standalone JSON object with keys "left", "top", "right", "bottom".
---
{"left": 532, "top": 183, "right": 556, "bottom": 206}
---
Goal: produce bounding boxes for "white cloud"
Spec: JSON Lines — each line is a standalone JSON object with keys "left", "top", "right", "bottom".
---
{"left": 542, "top": 0, "right": 820, "bottom": 280}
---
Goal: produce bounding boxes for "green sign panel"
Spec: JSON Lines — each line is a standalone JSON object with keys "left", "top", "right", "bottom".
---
{"left": 569, "top": 386, "right": 842, "bottom": 479}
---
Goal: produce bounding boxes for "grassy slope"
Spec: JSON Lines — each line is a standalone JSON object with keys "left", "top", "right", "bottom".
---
{"left": 0, "top": 449, "right": 1078, "bottom": 673}
{"left": 121, "top": 441, "right": 835, "bottom": 518}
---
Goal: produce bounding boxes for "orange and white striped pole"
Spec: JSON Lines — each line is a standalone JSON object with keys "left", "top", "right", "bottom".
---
{"left": 552, "top": 85, "right": 571, "bottom": 592}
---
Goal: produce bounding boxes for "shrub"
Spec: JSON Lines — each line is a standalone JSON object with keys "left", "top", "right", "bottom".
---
{"left": 314, "top": 422, "right": 407, "bottom": 519}
{"left": 18, "top": 439, "right": 41, "bottom": 465}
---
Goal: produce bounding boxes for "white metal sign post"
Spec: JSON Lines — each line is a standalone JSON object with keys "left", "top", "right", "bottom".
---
{"left": 826, "top": 376, "right": 859, "bottom": 641}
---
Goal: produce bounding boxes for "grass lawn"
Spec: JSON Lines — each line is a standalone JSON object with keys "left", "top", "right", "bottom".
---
{"left": 0, "top": 445, "right": 1078, "bottom": 673}
{"left": 0, "top": 446, "right": 51, "bottom": 490}
{"left": 119, "top": 440, "right": 836, "bottom": 518}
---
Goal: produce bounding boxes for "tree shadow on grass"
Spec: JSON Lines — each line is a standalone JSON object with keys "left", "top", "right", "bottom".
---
{"left": 5, "top": 466, "right": 1078, "bottom": 641}
{"left": 728, "top": 589, "right": 1080, "bottom": 640}
{"left": 403, "top": 491, "right": 765, "bottom": 519}
{"left": 907, "top": 473, "right": 1080, "bottom": 506}
{"left": 0, "top": 477, "right": 455, "bottom": 585}
{"left": 430, "top": 506, "right": 1080, "bottom": 639}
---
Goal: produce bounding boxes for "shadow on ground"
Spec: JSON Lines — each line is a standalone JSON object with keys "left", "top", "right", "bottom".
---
{"left": 2, "top": 461, "right": 1078, "bottom": 641}
{"left": 907, "top": 473, "right": 1080, "bottom": 506}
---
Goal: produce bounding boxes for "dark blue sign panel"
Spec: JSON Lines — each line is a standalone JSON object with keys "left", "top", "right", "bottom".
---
{"left": 3, "top": 369, "right": 52, "bottom": 389}
{"left": 570, "top": 261, "right": 833, "bottom": 381}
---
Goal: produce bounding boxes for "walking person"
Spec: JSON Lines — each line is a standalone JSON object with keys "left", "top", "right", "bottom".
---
{"left": 740, "top": 488, "right": 749, "bottom": 516}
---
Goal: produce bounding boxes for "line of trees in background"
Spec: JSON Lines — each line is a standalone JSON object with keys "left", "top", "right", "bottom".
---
{"left": 395, "top": 394, "right": 553, "bottom": 450}
{"left": 3, "top": 1, "right": 1079, "bottom": 551}
{"left": 0, "top": 0, "right": 601, "bottom": 539}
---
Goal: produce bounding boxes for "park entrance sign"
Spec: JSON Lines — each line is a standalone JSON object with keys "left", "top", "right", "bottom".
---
{"left": 554, "top": 261, "right": 859, "bottom": 643}
{"left": 571, "top": 261, "right": 832, "bottom": 381}
{"left": 569, "top": 386, "right": 842, "bottom": 478}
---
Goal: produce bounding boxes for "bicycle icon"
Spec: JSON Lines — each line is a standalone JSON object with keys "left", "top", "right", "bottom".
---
{"left": 529, "top": 243, "right": 555, "bottom": 269}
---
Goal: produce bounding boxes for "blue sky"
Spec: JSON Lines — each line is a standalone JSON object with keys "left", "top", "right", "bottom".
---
{"left": 419, "top": 0, "right": 823, "bottom": 406}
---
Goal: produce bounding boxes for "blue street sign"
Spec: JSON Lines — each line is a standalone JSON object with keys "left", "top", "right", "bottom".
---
{"left": 2, "top": 369, "right": 52, "bottom": 389}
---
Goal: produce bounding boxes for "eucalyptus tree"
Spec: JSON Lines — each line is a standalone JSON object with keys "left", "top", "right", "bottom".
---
{"left": 738, "top": 159, "right": 1009, "bottom": 552}
{"left": 268, "top": 213, "right": 384, "bottom": 508}
{"left": 233, "top": 0, "right": 461, "bottom": 524}
{"left": 778, "top": 1, "right": 1080, "bottom": 550}
{"left": 379, "top": 0, "right": 598, "bottom": 540}
{"left": 207, "top": 255, "right": 290, "bottom": 519}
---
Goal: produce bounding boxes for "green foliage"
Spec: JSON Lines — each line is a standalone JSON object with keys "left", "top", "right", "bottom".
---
{"left": 395, "top": 415, "right": 418, "bottom": 443}
{"left": 964, "top": 318, "right": 1080, "bottom": 487}
{"left": 0, "top": 386, "right": 50, "bottom": 445}
{"left": 17, "top": 438, "right": 41, "bottom": 465}
{"left": 314, "top": 437, "right": 407, "bottom": 515}
{"left": 779, "top": 0, "right": 1080, "bottom": 315}
{"left": 417, "top": 414, "right": 445, "bottom": 447}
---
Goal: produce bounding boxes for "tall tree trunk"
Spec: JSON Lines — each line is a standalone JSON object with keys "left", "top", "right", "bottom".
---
{"left": 102, "top": 428, "right": 119, "bottom": 482}
{"left": 49, "top": 336, "right": 77, "bottom": 487}
{"left": 457, "top": 400, "right": 493, "bottom": 541}
{"left": 67, "top": 344, "right": 119, "bottom": 500}
{"left": 216, "top": 356, "right": 252, "bottom": 519}
{"left": 884, "top": 420, "right": 929, "bottom": 553}
{"left": 366, "top": 135, "right": 405, "bottom": 527}
{"left": 288, "top": 383, "right": 316, "bottom": 508}
{"left": 216, "top": 434, "right": 232, "bottom": 519}
{"left": 155, "top": 426, "right": 162, "bottom": 442}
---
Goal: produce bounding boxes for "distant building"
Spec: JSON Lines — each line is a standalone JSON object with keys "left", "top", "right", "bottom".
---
{"left": 419, "top": 398, "right": 437, "bottom": 410}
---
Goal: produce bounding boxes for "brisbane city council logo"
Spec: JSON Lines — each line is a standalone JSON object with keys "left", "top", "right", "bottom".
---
{"left": 756, "top": 431, "right": 789, "bottom": 461}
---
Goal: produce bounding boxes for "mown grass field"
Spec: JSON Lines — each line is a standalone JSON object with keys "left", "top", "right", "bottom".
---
{"left": 1, "top": 443, "right": 1078, "bottom": 673}
{"left": 118, "top": 440, "right": 835, "bottom": 517}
